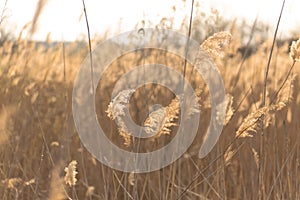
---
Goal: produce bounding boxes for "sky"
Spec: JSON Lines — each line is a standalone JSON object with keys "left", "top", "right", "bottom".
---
{"left": 1, "top": 0, "right": 300, "bottom": 41}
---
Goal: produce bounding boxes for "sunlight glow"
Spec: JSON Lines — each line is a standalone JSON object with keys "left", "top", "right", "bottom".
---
{"left": 1, "top": 0, "right": 300, "bottom": 41}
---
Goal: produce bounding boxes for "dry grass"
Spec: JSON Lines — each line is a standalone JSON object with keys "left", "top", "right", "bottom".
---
{"left": 0, "top": 5, "right": 300, "bottom": 200}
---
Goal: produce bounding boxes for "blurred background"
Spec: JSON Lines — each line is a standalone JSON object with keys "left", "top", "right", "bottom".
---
{"left": 1, "top": 0, "right": 300, "bottom": 41}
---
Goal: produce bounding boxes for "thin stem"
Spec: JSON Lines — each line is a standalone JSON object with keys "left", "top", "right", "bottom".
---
{"left": 270, "top": 61, "right": 296, "bottom": 104}
{"left": 0, "top": 0, "right": 8, "bottom": 25}
{"left": 81, "top": 1, "right": 95, "bottom": 199}
{"left": 231, "top": 15, "right": 258, "bottom": 90}
{"left": 259, "top": 1, "right": 285, "bottom": 199}
{"left": 183, "top": 0, "right": 195, "bottom": 79}
{"left": 82, "top": 0, "right": 95, "bottom": 94}
{"left": 261, "top": 0, "right": 286, "bottom": 108}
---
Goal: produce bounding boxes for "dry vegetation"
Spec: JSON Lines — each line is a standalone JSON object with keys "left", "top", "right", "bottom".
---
{"left": 0, "top": 1, "right": 300, "bottom": 200}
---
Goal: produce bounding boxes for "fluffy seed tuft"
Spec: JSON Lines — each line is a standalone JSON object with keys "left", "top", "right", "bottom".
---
{"left": 201, "top": 31, "right": 232, "bottom": 59}
{"left": 289, "top": 38, "right": 300, "bottom": 62}
{"left": 64, "top": 160, "right": 78, "bottom": 186}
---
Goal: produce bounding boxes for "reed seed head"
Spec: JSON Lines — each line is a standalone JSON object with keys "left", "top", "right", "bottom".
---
{"left": 290, "top": 39, "right": 300, "bottom": 62}
{"left": 64, "top": 160, "right": 78, "bottom": 186}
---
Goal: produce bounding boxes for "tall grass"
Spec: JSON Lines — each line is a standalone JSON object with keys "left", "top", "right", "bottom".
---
{"left": 0, "top": 1, "right": 299, "bottom": 200}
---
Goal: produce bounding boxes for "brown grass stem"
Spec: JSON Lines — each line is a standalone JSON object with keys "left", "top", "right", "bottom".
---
{"left": 231, "top": 15, "right": 258, "bottom": 90}
{"left": 183, "top": 0, "right": 194, "bottom": 79}
{"left": 261, "top": 0, "right": 286, "bottom": 108}
{"left": 271, "top": 61, "right": 296, "bottom": 104}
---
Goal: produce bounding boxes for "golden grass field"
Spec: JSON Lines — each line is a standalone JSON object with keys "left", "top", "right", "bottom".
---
{"left": 0, "top": 2, "right": 300, "bottom": 200}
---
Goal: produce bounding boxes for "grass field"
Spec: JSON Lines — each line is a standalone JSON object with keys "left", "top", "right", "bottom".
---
{"left": 0, "top": 1, "right": 300, "bottom": 199}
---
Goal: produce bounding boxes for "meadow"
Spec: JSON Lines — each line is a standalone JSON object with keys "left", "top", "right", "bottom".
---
{"left": 0, "top": 2, "right": 300, "bottom": 200}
